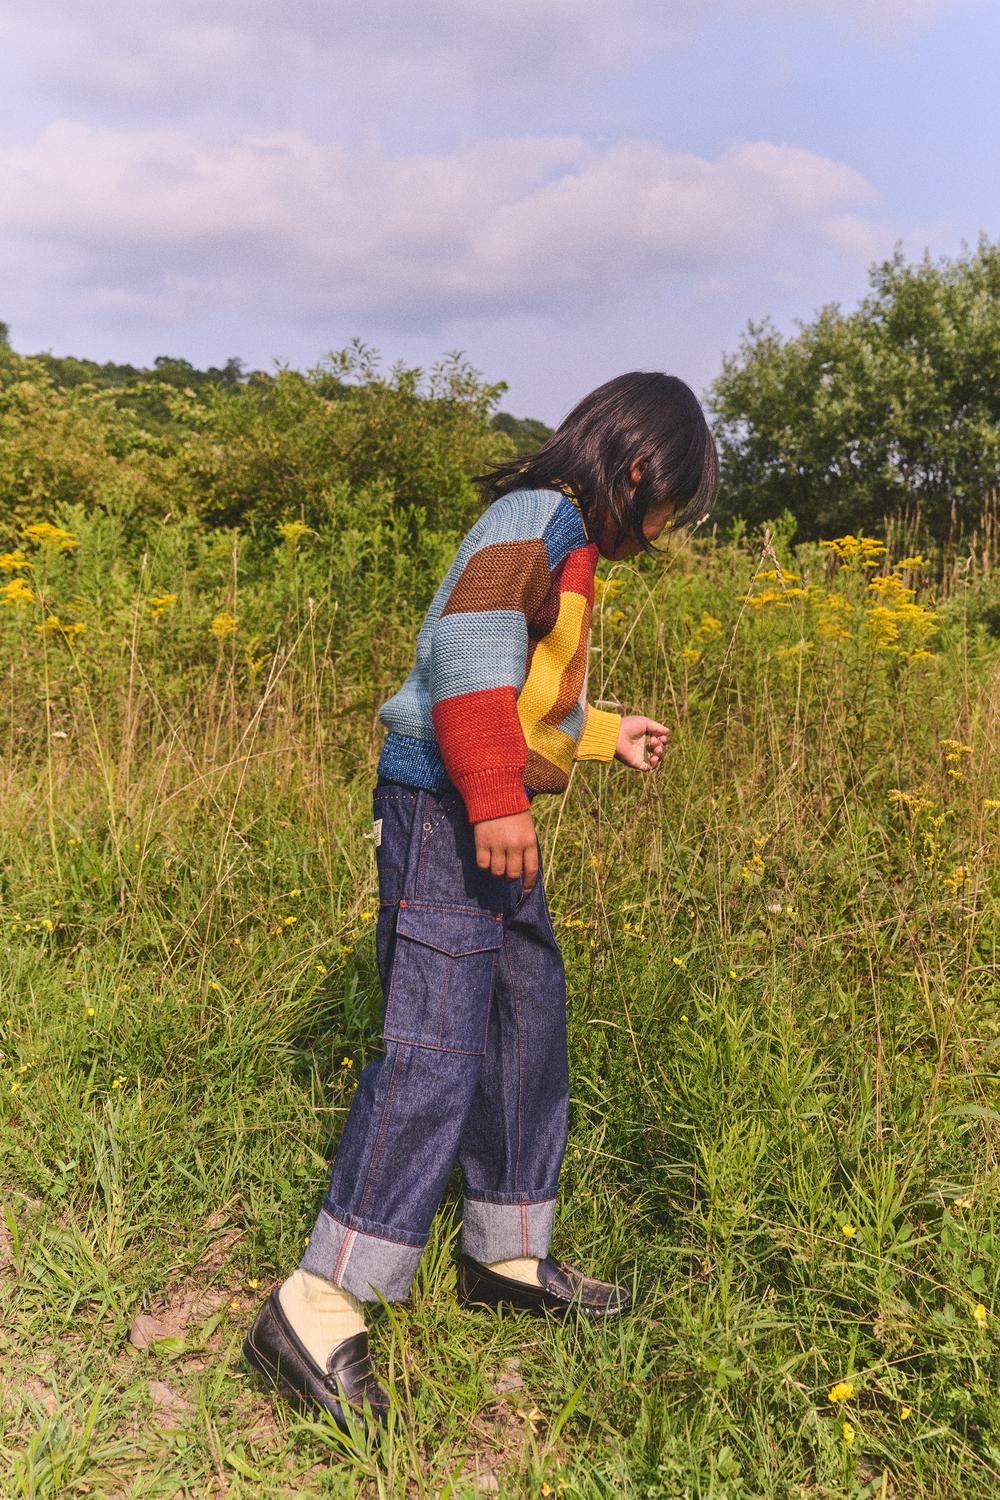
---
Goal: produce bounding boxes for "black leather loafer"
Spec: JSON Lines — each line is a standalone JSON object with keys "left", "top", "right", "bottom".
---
{"left": 242, "top": 1287, "right": 389, "bottom": 1432}
{"left": 456, "top": 1253, "right": 633, "bottom": 1319}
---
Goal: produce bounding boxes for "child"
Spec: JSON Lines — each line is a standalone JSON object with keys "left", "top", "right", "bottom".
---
{"left": 244, "top": 371, "right": 720, "bottom": 1430}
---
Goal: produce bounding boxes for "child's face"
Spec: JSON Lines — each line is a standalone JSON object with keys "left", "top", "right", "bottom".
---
{"left": 593, "top": 463, "right": 678, "bottom": 560}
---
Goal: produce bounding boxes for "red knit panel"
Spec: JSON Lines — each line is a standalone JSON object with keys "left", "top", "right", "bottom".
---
{"left": 558, "top": 543, "right": 599, "bottom": 600}
{"left": 431, "top": 685, "right": 528, "bottom": 780}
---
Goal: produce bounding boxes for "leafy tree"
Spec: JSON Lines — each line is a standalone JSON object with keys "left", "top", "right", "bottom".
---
{"left": 709, "top": 232, "right": 1000, "bottom": 542}
{"left": 491, "top": 412, "right": 553, "bottom": 452}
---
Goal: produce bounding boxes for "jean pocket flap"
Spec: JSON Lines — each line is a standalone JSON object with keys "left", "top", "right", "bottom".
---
{"left": 395, "top": 902, "right": 504, "bottom": 957}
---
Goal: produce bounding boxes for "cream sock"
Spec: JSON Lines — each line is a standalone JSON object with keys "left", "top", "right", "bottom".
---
{"left": 278, "top": 1268, "right": 366, "bottom": 1369}
{"left": 486, "top": 1256, "right": 542, "bottom": 1286}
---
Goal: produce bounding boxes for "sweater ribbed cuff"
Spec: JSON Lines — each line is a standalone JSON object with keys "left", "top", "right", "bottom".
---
{"left": 574, "top": 704, "right": 622, "bottom": 763}
{"left": 453, "top": 766, "right": 531, "bottom": 824}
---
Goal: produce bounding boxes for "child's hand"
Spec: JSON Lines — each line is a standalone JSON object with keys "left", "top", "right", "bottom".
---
{"left": 614, "top": 715, "right": 670, "bottom": 771}
{"left": 473, "top": 810, "right": 539, "bottom": 892}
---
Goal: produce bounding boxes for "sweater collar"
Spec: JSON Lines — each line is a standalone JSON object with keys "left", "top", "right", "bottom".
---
{"left": 549, "top": 478, "right": 594, "bottom": 544}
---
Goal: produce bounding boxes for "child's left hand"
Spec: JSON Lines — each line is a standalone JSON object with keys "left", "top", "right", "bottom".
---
{"left": 614, "top": 715, "right": 670, "bottom": 771}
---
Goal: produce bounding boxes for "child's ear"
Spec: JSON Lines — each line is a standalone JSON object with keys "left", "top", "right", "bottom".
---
{"left": 629, "top": 458, "right": 645, "bottom": 487}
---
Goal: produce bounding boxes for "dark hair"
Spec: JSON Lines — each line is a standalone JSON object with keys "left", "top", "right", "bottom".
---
{"left": 475, "top": 371, "right": 720, "bottom": 557}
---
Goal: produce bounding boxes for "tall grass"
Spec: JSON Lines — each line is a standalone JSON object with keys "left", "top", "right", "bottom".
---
{"left": 1, "top": 501, "right": 998, "bottom": 1497}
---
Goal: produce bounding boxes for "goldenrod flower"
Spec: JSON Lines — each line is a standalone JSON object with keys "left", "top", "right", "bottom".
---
{"left": 0, "top": 549, "right": 31, "bottom": 571}
{"left": 1, "top": 578, "right": 34, "bottom": 607}
{"left": 148, "top": 593, "right": 178, "bottom": 620}
{"left": 37, "top": 615, "right": 86, "bottom": 639}
{"left": 277, "top": 520, "right": 313, "bottom": 545}
{"left": 20, "top": 522, "right": 79, "bottom": 551}
{"left": 210, "top": 612, "right": 238, "bottom": 638}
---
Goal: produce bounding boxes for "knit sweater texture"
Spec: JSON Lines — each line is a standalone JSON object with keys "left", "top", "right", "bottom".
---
{"left": 376, "top": 484, "right": 623, "bottom": 823}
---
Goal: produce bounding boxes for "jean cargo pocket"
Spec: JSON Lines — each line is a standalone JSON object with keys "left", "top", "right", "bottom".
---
{"left": 383, "top": 901, "right": 504, "bottom": 1055}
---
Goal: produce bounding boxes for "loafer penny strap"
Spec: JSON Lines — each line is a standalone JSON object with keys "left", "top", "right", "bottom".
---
{"left": 537, "top": 1256, "right": 624, "bottom": 1309}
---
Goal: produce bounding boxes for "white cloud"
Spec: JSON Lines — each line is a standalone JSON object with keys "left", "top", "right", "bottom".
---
{"left": 0, "top": 122, "right": 888, "bottom": 332}
{"left": 1, "top": 0, "right": 962, "bottom": 125}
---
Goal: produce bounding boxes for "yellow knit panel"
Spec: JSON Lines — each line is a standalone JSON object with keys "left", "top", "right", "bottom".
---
{"left": 523, "top": 718, "right": 578, "bottom": 775}
{"left": 575, "top": 704, "right": 622, "bottom": 762}
{"left": 517, "top": 589, "right": 589, "bottom": 767}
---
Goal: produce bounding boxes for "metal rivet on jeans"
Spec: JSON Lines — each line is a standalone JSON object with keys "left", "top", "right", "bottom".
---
{"left": 423, "top": 821, "right": 432, "bottom": 831}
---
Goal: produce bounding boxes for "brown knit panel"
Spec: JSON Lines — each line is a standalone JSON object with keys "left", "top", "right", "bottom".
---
{"left": 528, "top": 554, "right": 568, "bottom": 641}
{"left": 524, "top": 749, "right": 570, "bottom": 792}
{"left": 440, "top": 539, "right": 551, "bottom": 619}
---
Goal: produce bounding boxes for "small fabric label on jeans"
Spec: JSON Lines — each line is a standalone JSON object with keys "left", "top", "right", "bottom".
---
{"left": 373, "top": 817, "right": 382, "bottom": 847}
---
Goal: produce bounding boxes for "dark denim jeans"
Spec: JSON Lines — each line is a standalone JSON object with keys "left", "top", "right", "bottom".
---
{"left": 299, "top": 777, "right": 570, "bottom": 1301}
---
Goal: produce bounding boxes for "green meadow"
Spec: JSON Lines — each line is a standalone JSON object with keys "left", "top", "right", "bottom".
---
{"left": 1, "top": 352, "right": 1000, "bottom": 1497}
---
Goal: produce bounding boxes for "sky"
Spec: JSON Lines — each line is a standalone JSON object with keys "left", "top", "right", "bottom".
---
{"left": 0, "top": 0, "right": 996, "bottom": 423}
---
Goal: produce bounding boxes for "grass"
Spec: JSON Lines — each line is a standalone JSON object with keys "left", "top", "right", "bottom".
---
{"left": 1, "top": 510, "right": 999, "bottom": 1496}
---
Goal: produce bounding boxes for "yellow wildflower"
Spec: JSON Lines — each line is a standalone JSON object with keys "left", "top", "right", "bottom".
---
{"left": 277, "top": 520, "right": 312, "bottom": 545}
{"left": 888, "top": 790, "right": 934, "bottom": 814}
{"left": 210, "top": 612, "right": 238, "bottom": 638}
{"left": 973, "top": 1303, "right": 987, "bottom": 1326}
{"left": 20, "top": 522, "right": 79, "bottom": 551}
{"left": 0, "top": 549, "right": 31, "bottom": 571}
{"left": 841, "top": 1223, "right": 857, "bottom": 1238}
{"left": 842, "top": 1421, "right": 854, "bottom": 1446}
{"left": 829, "top": 1381, "right": 854, "bottom": 1403}
{"left": 899, "top": 1405, "right": 911, "bottom": 1420}
{"left": 37, "top": 615, "right": 86, "bottom": 639}
{"left": 1, "top": 578, "right": 34, "bottom": 607}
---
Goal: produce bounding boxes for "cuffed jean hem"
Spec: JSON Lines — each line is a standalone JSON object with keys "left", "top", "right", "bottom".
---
{"left": 299, "top": 1204, "right": 425, "bottom": 1302}
{"left": 461, "top": 1194, "right": 557, "bottom": 1263}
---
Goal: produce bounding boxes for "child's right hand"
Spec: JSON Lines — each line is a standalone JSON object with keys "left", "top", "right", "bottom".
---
{"left": 473, "top": 810, "right": 539, "bottom": 892}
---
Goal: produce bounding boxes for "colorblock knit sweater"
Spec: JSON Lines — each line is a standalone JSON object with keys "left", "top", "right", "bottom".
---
{"left": 376, "top": 484, "right": 623, "bottom": 823}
